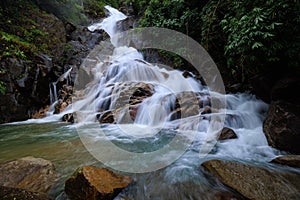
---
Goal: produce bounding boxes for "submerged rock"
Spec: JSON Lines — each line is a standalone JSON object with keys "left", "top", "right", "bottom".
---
{"left": 65, "top": 166, "right": 132, "bottom": 200}
{"left": 218, "top": 127, "right": 237, "bottom": 140}
{"left": 263, "top": 100, "right": 300, "bottom": 154}
{"left": 0, "top": 156, "right": 58, "bottom": 194}
{"left": 202, "top": 159, "right": 300, "bottom": 200}
{"left": 271, "top": 155, "right": 300, "bottom": 168}
{"left": 0, "top": 186, "right": 52, "bottom": 200}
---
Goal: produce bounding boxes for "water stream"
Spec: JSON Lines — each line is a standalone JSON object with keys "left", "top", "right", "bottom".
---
{"left": 0, "top": 5, "right": 283, "bottom": 200}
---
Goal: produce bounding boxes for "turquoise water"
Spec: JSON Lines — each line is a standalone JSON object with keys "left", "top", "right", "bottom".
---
{"left": 0, "top": 121, "right": 283, "bottom": 199}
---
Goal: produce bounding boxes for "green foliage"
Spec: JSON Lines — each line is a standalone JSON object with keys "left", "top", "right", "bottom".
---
{"left": 125, "top": 0, "right": 148, "bottom": 16}
{"left": 139, "top": 0, "right": 300, "bottom": 83}
{"left": 83, "top": 0, "right": 120, "bottom": 18}
{"left": 137, "top": 0, "right": 205, "bottom": 69}
{"left": 34, "top": 0, "right": 88, "bottom": 25}
{"left": 0, "top": 32, "right": 30, "bottom": 60}
{"left": 219, "top": 0, "right": 300, "bottom": 80}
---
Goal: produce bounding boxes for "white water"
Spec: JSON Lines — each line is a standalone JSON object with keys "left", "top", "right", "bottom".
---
{"left": 13, "top": 5, "right": 279, "bottom": 163}
{"left": 1, "top": 5, "right": 284, "bottom": 199}
{"left": 80, "top": 6, "right": 276, "bottom": 161}
{"left": 49, "top": 67, "right": 73, "bottom": 105}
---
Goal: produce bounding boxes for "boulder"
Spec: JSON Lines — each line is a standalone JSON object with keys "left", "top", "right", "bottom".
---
{"left": 0, "top": 156, "right": 58, "bottom": 194}
{"left": 271, "top": 155, "right": 300, "bottom": 168}
{"left": 218, "top": 127, "right": 237, "bottom": 140}
{"left": 65, "top": 166, "right": 132, "bottom": 200}
{"left": 0, "top": 186, "right": 52, "bottom": 200}
{"left": 263, "top": 100, "right": 300, "bottom": 153}
{"left": 202, "top": 159, "right": 300, "bottom": 200}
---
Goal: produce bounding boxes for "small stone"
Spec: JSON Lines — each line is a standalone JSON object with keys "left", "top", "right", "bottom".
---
{"left": 219, "top": 127, "right": 237, "bottom": 140}
{"left": 65, "top": 166, "right": 132, "bottom": 200}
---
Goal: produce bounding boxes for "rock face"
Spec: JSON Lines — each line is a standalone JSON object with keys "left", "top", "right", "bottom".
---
{"left": 271, "top": 155, "right": 300, "bottom": 168}
{"left": 0, "top": 186, "right": 52, "bottom": 200}
{"left": 263, "top": 100, "right": 300, "bottom": 154}
{"left": 0, "top": 2, "right": 66, "bottom": 123}
{"left": 0, "top": 156, "right": 58, "bottom": 194}
{"left": 65, "top": 166, "right": 132, "bottom": 200}
{"left": 202, "top": 160, "right": 300, "bottom": 200}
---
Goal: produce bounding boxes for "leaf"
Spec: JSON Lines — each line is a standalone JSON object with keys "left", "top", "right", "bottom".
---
{"left": 252, "top": 42, "right": 263, "bottom": 49}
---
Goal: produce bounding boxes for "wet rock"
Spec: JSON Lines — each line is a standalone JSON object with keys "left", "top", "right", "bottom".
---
{"left": 201, "top": 106, "right": 212, "bottom": 115}
{"left": 218, "top": 127, "right": 237, "bottom": 140}
{"left": 65, "top": 166, "right": 132, "bottom": 200}
{"left": 182, "top": 70, "right": 192, "bottom": 78}
{"left": 0, "top": 156, "right": 58, "bottom": 194}
{"left": 212, "top": 191, "right": 245, "bottom": 200}
{"left": 202, "top": 159, "right": 300, "bottom": 200}
{"left": 117, "top": 17, "right": 137, "bottom": 32}
{"left": 62, "top": 113, "right": 75, "bottom": 123}
{"left": 271, "top": 155, "right": 300, "bottom": 168}
{"left": 0, "top": 186, "right": 52, "bottom": 200}
{"left": 263, "top": 100, "right": 300, "bottom": 154}
{"left": 98, "top": 110, "right": 115, "bottom": 124}
{"left": 32, "top": 105, "right": 50, "bottom": 119}
{"left": 69, "top": 26, "right": 102, "bottom": 49}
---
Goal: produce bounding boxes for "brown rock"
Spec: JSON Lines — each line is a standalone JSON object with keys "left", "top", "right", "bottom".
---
{"left": 219, "top": 127, "right": 237, "bottom": 140}
{"left": 32, "top": 106, "right": 50, "bottom": 119}
{"left": 62, "top": 113, "right": 75, "bottom": 123}
{"left": 0, "top": 156, "right": 58, "bottom": 194}
{"left": 263, "top": 100, "right": 300, "bottom": 153}
{"left": 212, "top": 191, "right": 245, "bottom": 200}
{"left": 99, "top": 110, "right": 115, "bottom": 124}
{"left": 0, "top": 186, "right": 52, "bottom": 200}
{"left": 201, "top": 106, "right": 212, "bottom": 115}
{"left": 202, "top": 159, "right": 300, "bottom": 200}
{"left": 271, "top": 155, "right": 300, "bottom": 168}
{"left": 65, "top": 166, "right": 132, "bottom": 200}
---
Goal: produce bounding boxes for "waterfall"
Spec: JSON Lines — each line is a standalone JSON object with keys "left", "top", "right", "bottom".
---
{"left": 49, "top": 67, "right": 73, "bottom": 105}
{"left": 69, "top": 5, "right": 277, "bottom": 165}
{"left": 23, "top": 5, "right": 277, "bottom": 168}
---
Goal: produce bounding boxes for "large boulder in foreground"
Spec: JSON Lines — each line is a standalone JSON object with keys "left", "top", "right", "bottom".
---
{"left": 0, "top": 156, "right": 58, "bottom": 194}
{"left": 65, "top": 166, "right": 132, "bottom": 200}
{"left": 271, "top": 155, "right": 300, "bottom": 168}
{"left": 202, "top": 160, "right": 300, "bottom": 200}
{"left": 263, "top": 100, "right": 300, "bottom": 154}
{"left": 0, "top": 186, "right": 52, "bottom": 200}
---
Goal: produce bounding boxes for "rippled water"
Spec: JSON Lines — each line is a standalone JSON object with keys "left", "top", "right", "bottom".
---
{"left": 0, "top": 118, "right": 280, "bottom": 199}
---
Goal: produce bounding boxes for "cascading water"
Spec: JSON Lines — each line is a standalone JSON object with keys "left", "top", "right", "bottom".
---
{"left": 71, "top": 5, "right": 276, "bottom": 160}
{"left": 1, "top": 5, "right": 283, "bottom": 199}
{"left": 49, "top": 67, "right": 73, "bottom": 105}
